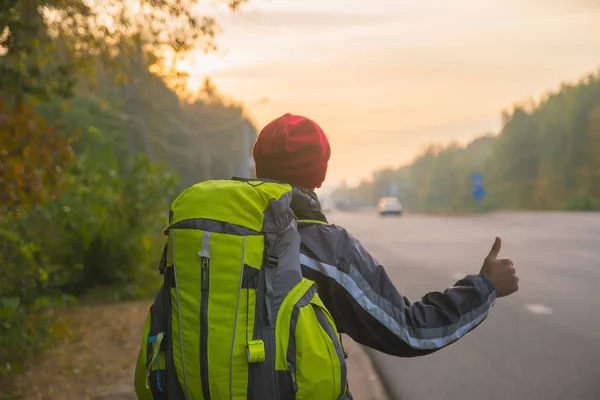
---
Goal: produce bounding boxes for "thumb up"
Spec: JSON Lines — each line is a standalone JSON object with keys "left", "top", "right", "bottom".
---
{"left": 480, "top": 237, "right": 519, "bottom": 298}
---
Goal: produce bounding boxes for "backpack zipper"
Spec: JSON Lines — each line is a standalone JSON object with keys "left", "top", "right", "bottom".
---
{"left": 200, "top": 256, "right": 211, "bottom": 400}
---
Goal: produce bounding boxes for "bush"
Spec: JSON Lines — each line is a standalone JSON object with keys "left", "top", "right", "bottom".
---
{"left": 565, "top": 192, "right": 600, "bottom": 211}
{"left": 19, "top": 126, "right": 177, "bottom": 294}
{"left": 0, "top": 224, "right": 74, "bottom": 382}
{"left": 0, "top": 295, "right": 73, "bottom": 381}
{"left": 0, "top": 124, "right": 177, "bottom": 388}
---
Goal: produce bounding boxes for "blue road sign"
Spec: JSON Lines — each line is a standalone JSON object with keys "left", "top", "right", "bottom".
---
{"left": 473, "top": 185, "right": 486, "bottom": 201}
{"left": 470, "top": 172, "right": 485, "bottom": 201}
{"left": 471, "top": 172, "right": 484, "bottom": 186}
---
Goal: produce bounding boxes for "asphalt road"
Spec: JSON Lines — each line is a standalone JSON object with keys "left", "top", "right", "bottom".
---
{"left": 328, "top": 211, "right": 600, "bottom": 400}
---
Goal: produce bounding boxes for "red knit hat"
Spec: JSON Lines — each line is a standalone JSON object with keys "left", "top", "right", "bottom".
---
{"left": 253, "top": 113, "right": 331, "bottom": 189}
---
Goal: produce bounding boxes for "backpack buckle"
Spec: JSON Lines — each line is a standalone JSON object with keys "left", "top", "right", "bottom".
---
{"left": 267, "top": 255, "right": 278, "bottom": 268}
{"left": 266, "top": 233, "right": 278, "bottom": 268}
{"left": 247, "top": 340, "right": 265, "bottom": 363}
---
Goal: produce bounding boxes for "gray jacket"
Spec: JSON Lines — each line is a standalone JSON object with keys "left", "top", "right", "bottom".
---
{"left": 291, "top": 188, "right": 497, "bottom": 357}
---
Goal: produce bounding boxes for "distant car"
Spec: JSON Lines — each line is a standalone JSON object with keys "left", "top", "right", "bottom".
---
{"left": 377, "top": 197, "right": 402, "bottom": 216}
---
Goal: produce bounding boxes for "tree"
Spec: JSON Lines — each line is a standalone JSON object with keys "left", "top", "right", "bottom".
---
{"left": 0, "top": 99, "right": 75, "bottom": 214}
{"left": 0, "top": 0, "right": 250, "bottom": 214}
{"left": 490, "top": 107, "right": 540, "bottom": 209}
{"left": 336, "top": 69, "right": 600, "bottom": 212}
{"left": 585, "top": 105, "right": 600, "bottom": 202}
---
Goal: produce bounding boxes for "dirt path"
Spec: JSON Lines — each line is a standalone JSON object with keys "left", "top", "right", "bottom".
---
{"left": 11, "top": 300, "right": 387, "bottom": 400}
{"left": 11, "top": 300, "right": 148, "bottom": 400}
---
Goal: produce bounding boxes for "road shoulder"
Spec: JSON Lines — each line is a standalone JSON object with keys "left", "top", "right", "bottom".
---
{"left": 343, "top": 335, "right": 389, "bottom": 400}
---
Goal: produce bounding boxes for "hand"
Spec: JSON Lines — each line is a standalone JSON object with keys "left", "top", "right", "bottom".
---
{"left": 480, "top": 237, "right": 519, "bottom": 297}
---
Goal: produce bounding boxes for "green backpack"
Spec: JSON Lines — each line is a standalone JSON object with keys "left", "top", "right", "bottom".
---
{"left": 134, "top": 178, "right": 349, "bottom": 400}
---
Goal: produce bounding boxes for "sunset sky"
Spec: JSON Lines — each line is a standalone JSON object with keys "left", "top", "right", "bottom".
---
{"left": 181, "top": 0, "right": 600, "bottom": 188}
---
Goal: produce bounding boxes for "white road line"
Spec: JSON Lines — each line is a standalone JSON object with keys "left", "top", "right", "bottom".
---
{"left": 524, "top": 304, "right": 554, "bottom": 315}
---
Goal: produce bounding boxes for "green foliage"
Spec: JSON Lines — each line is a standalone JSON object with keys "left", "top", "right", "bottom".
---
{"left": 0, "top": 119, "right": 177, "bottom": 388}
{"left": 0, "top": 99, "right": 76, "bottom": 214}
{"left": 0, "top": 294, "right": 73, "bottom": 380}
{"left": 0, "top": 213, "right": 76, "bottom": 380}
{"left": 565, "top": 193, "right": 600, "bottom": 211}
{"left": 333, "top": 70, "right": 600, "bottom": 213}
{"left": 8, "top": 124, "right": 177, "bottom": 293}
{"left": 1, "top": 0, "right": 255, "bottom": 395}
{"left": 94, "top": 60, "right": 256, "bottom": 191}
{"left": 0, "top": 0, "right": 250, "bottom": 100}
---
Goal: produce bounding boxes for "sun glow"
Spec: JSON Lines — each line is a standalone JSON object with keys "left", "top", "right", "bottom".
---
{"left": 176, "top": 0, "right": 600, "bottom": 185}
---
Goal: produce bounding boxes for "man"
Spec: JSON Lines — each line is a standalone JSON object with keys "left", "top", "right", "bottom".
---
{"left": 252, "top": 113, "right": 519, "bottom": 357}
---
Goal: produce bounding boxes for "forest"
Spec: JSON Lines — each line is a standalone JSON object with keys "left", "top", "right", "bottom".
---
{"left": 0, "top": 0, "right": 254, "bottom": 387}
{"left": 332, "top": 71, "right": 600, "bottom": 213}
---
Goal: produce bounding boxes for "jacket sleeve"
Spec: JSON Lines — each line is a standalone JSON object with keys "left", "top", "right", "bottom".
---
{"left": 299, "top": 224, "right": 498, "bottom": 357}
